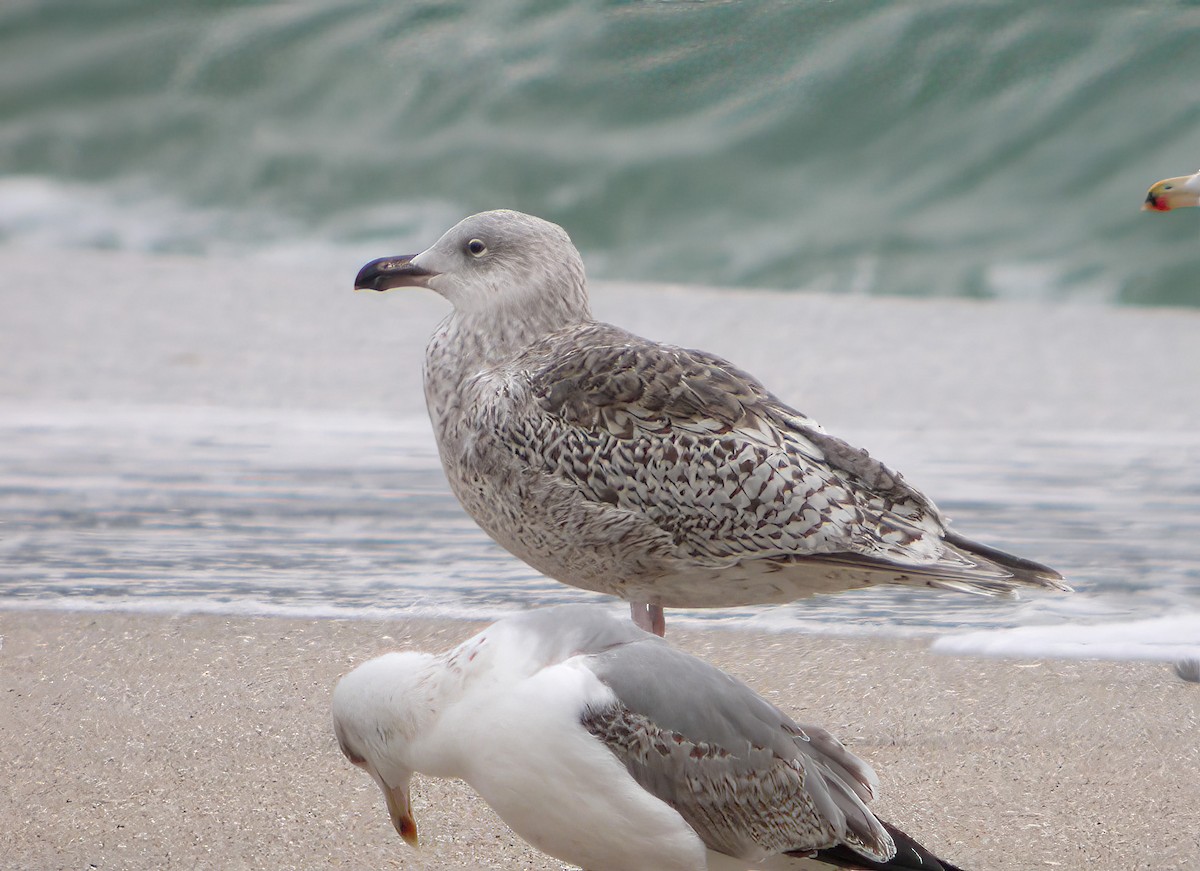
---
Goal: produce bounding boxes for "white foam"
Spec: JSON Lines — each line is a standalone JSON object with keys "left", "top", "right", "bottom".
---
{"left": 0, "top": 173, "right": 458, "bottom": 266}
{"left": 932, "top": 614, "right": 1200, "bottom": 663}
{"left": 0, "top": 594, "right": 513, "bottom": 625}
{"left": 0, "top": 593, "right": 627, "bottom": 627}
{"left": 0, "top": 175, "right": 240, "bottom": 254}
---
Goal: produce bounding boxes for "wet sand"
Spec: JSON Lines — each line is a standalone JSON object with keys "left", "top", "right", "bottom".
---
{"left": 3, "top": 609, "right": 1197, "bottom": 870}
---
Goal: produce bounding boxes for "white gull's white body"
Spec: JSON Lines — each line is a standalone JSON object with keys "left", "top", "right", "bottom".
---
{"left": 331, "top": 605, "right": 965, "bottom": 871}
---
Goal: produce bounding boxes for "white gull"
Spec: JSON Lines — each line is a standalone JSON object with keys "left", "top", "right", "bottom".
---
{"left": 1143, "top": 169, "right": 1200, "bottom": 211}
{"left": 332, "top": 604, "right": 968, "bottom": 871}
{"left": 355, "top": 209, "right": 1068, "bottom": 634}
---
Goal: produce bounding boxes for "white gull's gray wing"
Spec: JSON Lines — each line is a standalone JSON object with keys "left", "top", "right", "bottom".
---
{"left": 488, "top": 321, "right": 1066, "bottom": 596}
{"left": 580, "top": 636, "right": 895, "bottom": 864}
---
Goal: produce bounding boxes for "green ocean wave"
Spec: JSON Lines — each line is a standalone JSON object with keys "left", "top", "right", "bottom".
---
{"left": 2, "top": 1, "right": 1199, "bottom": 304}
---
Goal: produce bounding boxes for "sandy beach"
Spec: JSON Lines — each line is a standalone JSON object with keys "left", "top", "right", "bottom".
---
{"left": 3, "top": 609, "right": 1197, "bottom": 871}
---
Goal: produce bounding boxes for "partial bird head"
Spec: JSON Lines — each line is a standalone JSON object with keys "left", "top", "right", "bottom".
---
{"left": 331, "top": 651, "right": 438, "bottom": 848}
{"left": 1143, "top": 171, "right": 1200, "bottom": 212}
{"left": 354, "top": 209, "right": 590, "bottom": 320}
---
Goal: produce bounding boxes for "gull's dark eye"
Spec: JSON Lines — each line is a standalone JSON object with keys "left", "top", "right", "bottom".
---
{"left": 467, "top": 238, "right": 487, "bottom": 257}
{"left": 1164, "top": 184, "right": 1174, "bottom": 190}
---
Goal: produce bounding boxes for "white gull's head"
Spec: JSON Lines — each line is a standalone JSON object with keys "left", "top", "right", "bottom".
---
{"left": 331, "top": 650, "right": 437, "bottom": 847}
{"left": 354, "top": 209, "right": 591, "bottom": 319}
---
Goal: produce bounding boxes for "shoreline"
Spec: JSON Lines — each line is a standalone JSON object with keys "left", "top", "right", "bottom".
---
{"left": 4, "top": 597, "right": 1199, "bottom": 674}
{"left": 4, "top": 609, "right": 1197, "bottom": 870}
{"left": 4, "top": 247, "right": 1200, "bottom": 655}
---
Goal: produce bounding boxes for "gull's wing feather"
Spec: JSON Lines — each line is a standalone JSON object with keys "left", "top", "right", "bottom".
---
{"left": 490, "top": 322, "right": 1064, "bottom": 593}
{"left": 812, "top": 820, "right": 969, "bottom": 871}
{"left": 582, "top": 637, "right": 894, "bottom": 863}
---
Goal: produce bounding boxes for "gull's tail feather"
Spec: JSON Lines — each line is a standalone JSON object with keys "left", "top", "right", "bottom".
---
{"left": 940, "top": 530, "right": 1072, "bottom": 594}
{"left": 806, "top": 820, "right": 970, "bottom": 871}
{"left": 809, "top": 528, "right": 1070, "bottom": 599}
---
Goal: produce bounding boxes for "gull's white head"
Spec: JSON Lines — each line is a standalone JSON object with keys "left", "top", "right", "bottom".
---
{"left": 331, "top": 651, "right": 438, "bottom": 848}
{"left": 1143, "top": 170, "right": 1200, "bottom": 212}
{"left": 354, "top": 209, "right": 591, "bottom": 320}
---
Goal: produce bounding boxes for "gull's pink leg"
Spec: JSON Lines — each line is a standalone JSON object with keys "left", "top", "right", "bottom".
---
{"left": 630, "top": 602, "right": 667, "bottom": 637}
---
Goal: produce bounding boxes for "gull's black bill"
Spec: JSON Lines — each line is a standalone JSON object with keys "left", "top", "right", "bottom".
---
{"left": 354, "top": 255, "right": 438, "bottom": 291}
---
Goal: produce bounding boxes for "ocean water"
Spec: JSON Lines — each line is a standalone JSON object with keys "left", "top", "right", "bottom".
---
{"left": 2, "top": 1, "right": 1200, "bottom": 304}
{"left": 1, "top": 242, "right": 1198, "bottom": 662}
{"left": 2, "top": 398, "right": 1199, "bottom": 665}
{"left": 2, "top": 5, "right": 1199, "bottom": 667}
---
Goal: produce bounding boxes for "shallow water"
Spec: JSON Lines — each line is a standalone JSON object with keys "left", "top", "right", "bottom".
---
{"left": 3, "top": 404, "right": 1197, "bottom": 652}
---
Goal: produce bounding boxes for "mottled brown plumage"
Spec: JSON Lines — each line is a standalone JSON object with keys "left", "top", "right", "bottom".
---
{"left": 355, "top": 210, "right": 1068, "bottom": 631}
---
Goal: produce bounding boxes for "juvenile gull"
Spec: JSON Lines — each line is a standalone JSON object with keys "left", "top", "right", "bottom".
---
{"left": 332, "top": 605, "right": 969, "bottom": 871}
{"left": 355, "top": 210, "right": 1068, "bottom": 634}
